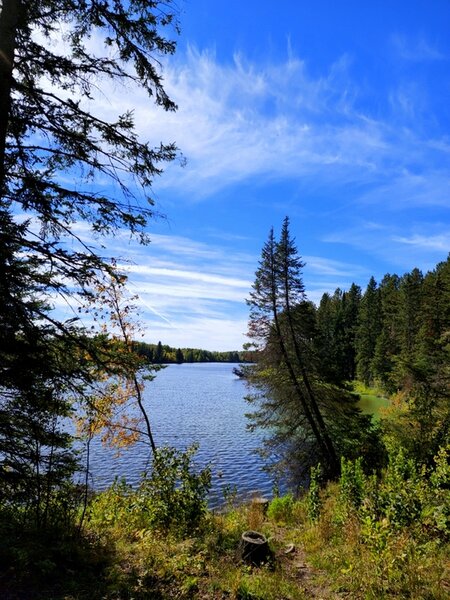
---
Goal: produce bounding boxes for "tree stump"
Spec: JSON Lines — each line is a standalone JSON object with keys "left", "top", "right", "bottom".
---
{"left": 240, "top": 530, "right": 270, "bottom": 565}
{"left": 251, "top": 496, "right": 269, "bottom": 516}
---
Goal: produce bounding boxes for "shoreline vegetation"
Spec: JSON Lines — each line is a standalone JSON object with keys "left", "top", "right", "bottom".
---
{"left": 1, "top": 436, "right": 448, "bottom": 599}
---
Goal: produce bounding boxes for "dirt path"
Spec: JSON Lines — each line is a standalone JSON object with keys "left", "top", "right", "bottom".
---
{"left": 271, "top": 526, "right": 343, "bottom": 599}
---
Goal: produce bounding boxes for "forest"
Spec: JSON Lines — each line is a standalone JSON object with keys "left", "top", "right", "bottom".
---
{"left": 133, "top": 341, "right": 243, "bottom": 364}
{"left": 0, "top": 1, "right": 448, "bottom": 598}
{"left": 243, "top": 217, "right": 449, "bottom": 483}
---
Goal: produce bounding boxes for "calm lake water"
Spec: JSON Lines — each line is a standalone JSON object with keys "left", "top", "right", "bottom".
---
{"left": 86, "top": 363, "right": 275, "bottom": 508}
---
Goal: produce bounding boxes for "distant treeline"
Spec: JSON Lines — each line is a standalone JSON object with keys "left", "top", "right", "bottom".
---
{"left": 132, "top": 340, "right": 251, "bottom": 364}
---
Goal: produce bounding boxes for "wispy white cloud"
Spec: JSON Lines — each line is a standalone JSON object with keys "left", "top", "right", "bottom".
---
{"left": 105, "top": 232, "right": 256, "bottom": 349}
{"left": 391, "top": 34, "right": 446, "bottom": 62}
{"left": 304, "top": 256, "right": 368, "bottom": 278}
{"left": 137, "top": 314, "right": 249, "bottom": 351}
{"left": 357, "top": 170, "right": 450, "bottom": 209}
{"left": 80, "top": 228, "right": 373, "bottom": 349}
{"left": 103, "top": 45, "right": 447, "bottom": 213}
{"left": 78, "top": 47, "right": 351, "bottom": 183}
{"left": 127, "top": 265, "right": 251, "bottom": 290}
{"left": 144, "top": 49, "right": 384, "bottom": 194}
{"left": 392, "top": 233, "right": 450, "bottom": 251}
{"left": 35, "top": 29, "right": 449, "bottom": 213}
{"left": 323, "top": 220, "right": 450, "bottom": 273}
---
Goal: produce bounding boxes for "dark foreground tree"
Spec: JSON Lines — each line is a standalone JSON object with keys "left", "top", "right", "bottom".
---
{"left": 0, "top": 209, "right": 78, "bottom": 525}
{"left": 0, "top": 0, "right": 179, "bottom": 525}
{"left": 0, "top": 0, "right": 179, "bottom": 300}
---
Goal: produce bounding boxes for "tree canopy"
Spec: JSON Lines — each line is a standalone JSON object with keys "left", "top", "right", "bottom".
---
{"left": 0, "top": 0, "right": 180, "bottom": 524}
{"left": 0, "top": 0, "right": 179, "bottom": 285}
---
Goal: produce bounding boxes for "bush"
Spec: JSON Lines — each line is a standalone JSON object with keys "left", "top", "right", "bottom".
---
{"left": 138, "top": 444, "right": 211, "bottom": 536}
{"left": 267, "top": 493, "right": 294, "bottom": 523}
{"left": 87, "top": 477, "right": 134, "bottom": 529}
{"left": 338, "top": 456, "right": 365, "bottom": 517}
{"left": 379, "top": 449, "right": 423, "bottom": 529}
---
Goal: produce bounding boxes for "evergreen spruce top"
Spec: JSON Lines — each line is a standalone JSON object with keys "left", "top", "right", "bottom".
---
{"left": 1, "top": 0, "right": 179, "bottom": 262}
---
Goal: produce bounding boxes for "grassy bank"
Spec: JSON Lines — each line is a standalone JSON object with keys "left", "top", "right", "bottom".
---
{"left": 353, "top": 382, "right": 390, "bottom": 418}
{"left": 2, "top": 446, "right": 448, "bottom": 599}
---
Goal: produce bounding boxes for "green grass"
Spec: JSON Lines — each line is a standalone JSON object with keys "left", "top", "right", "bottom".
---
{"left": 352, "top": 381, "right": 390, "bottom": 417}
{"left": 2, "top": 484, "right": 448, "bottom": 599}
{"left": 3, "top": 437, "right": 448, "bottom": 599}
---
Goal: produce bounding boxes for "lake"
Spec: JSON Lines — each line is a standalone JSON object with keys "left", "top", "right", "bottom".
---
{"left": 86, "top": 362, "right": 275, "bottom": 508}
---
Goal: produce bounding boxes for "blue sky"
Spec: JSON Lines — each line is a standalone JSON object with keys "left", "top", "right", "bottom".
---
{"left": 68, "top": 1, "right": 450, "bottom": 350}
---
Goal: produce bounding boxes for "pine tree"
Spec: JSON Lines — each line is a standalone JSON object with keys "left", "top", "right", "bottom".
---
{"left": 341, "top": 283, "right": 362, "bottom": 380}
{"left": 315, "top": 288, "right": 359, "bottom": 384}
{"left": 0, "top": 1, "right": 179, "bottom": 523}
{"left": 399, "top": 268, "right": 424, "bottom": 361}
{"left": 372, "top": 274, "right": 401, "bottom": 390}
{"left": 276, "top": 217, "right": 340, "bottom": 476}
{"left": 155, "top": 341, "right": 164, "bottom": 363}
{"left": 356, "top": 277, "right": 382, "bottom": 386}
{"left": 247, "top": 221, "right": 339, "bottom": 479}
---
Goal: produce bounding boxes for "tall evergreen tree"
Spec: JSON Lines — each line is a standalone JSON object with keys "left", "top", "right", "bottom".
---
{"left": 276, "top": 217, "right": 339, "bottom": 476}
{"left": 356, "top": 277, "right": 382, "bottom": 386}
{"left": 247, "top": 226, "right": 336, "bottom": 477}
{"left": 315, "top": 286, "right": 360, "bottom": 384}
{"left": 0, "top": 1, "right": 179, "bottom": 522}
{"left": 399, "top": 268, "right": 424, "bottom": 360}
{"left": 315, "top": 292, "right": 338, "bottom": 382}
{"left": 371, "top": 274, "right": 402, "bottom": 390}
{"left": 154, "top": 341, "right": 164, "bottom": 363}
{"left": 341, "top": 283, "right": 362, "bottom": 380}
{"left": 245, "top": 219, "right": 380, "bottom": 481}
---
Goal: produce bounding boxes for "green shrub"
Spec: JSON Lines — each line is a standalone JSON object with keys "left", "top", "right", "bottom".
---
{"left": 380, "top": 449, "right": 422, "bottom": 529}
{"left": 86, "top": 477, "right": 134, "bottom": 529}
{"left": 339, "top": 456, "right": 365, "bottom": 515}
{"left": 138, "top": 444, "right": 211, "bottom": 536}
{"left": 424, "top": 444, "right": 450, "bottom": 538}
{"left": 267, "top": 493, "right": 294, "bottom": 523}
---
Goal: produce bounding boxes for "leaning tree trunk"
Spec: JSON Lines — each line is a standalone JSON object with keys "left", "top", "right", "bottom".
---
{"left": 284, "top": 303, "right": 340, "bottom": 478}
{"left": 270, "top": 274, "right": 332, "bottom": 470}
